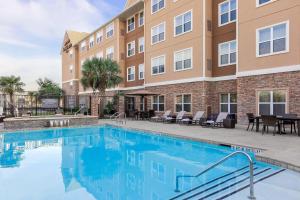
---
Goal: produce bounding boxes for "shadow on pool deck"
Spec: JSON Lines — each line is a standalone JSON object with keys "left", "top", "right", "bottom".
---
{"left": 100, "top": 119, "right": 300, "bottom": 172}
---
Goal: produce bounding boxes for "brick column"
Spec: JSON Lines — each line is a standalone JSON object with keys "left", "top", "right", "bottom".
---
{"left": 118, "top": 96, "right": 125, "bottom": 113}
{"left": 91, "top": 96, "right": 99, "bottom": 117}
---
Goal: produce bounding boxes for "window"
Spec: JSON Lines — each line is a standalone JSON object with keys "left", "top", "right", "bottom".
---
{"left": 258, "top": 90, "right": 287, "bottom": 115}
{"left": 152, "top": 0, "right": 165, "bottom": 14}
{"left": 257, "top": 22, "right": 288, "bottom": 57}
{"left": 176, "top": 94, "right": 192, "bottom": 112}
{"left": 69, "top": 65, "right": 73, "bottom": 73}
{"left": 80, "top": 59, "right": 86, "bottom": 70}
{"left": 127, "top": 16, "right": 135, "bottom": 32}
{"left": 127, "top": 41, "right": 135, "bottom": 57}
{"left": 69, "top": 49, "right": 73, "bottom": 58}
{"left": 139, "top": 37, "right": 144, "bottom": 53}
{"left": 219, "top": 40, "right": 236, "bottom": 66}
{"left": 138, "top": 64, "right": 144, "bottom": 80}
{"left": 151, "top": 22, "right": 165, "bottom": 45}
{"left": 80, "top": 42, "right": 86, "bottom": 52}
{"left": 219, "top": 0, "right": 236, "bottom": 26}
{"left": 152, "top": 96, "right": 165, "bottom": 112}
{"left": 220, "top": 93, "right": 237, "bottom": 113}
{"left": 174, "top": 48, "right": 192, "bottom": 71}
{"left": 106, "top": 47, "right": 114, "bottom": 60}
{"left": 96, "top": 31, "right": 103, "bottom": 44}
{"left": 139, "top": 11, "right": 144, "bottom": 26}
{"left": 151, "top": 55, "right": 165, "bottom": 75}
{"left": 106, "top": 23, "right": 114, "bottom": 38}
{"left": 175, "top": 10, "right": 192, "bottom": 36}
{"left": 257, "top": 0, "right": 274, "bottom": 6}
{"left": 89, "top": 36, "right": 94, "bottom": 48}
{"left": 127, "top": 66, "right": 135, "bottom": 81}
{"left": 96, "top": 51, "right": 103, "bottom": 59}
{"left": 69, "top": 81, "right": 73, "bottom": 87}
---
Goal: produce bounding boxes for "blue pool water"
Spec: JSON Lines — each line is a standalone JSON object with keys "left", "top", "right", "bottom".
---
{"left": 0, "top": 126, "right": 280, "bottom": 200}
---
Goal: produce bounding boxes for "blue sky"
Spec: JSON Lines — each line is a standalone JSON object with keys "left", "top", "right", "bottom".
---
{"left": 0, "top": 0, "right": 126, "bottom": 91}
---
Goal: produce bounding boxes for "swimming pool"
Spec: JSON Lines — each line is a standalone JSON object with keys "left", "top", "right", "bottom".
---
{"left": 0, "top": 125, "right": 283, "bottom": 200}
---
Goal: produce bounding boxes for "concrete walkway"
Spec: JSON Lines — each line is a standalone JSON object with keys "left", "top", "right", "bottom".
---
{"left": 101, "top": 119, "right": 300, "bottom": 172}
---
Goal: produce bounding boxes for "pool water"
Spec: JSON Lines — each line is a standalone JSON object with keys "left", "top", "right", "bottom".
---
{"left": 0, "top": 126, "right": 281, "bottom": 200}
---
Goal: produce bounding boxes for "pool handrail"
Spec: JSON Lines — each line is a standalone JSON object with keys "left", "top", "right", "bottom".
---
{"left": 174, "top": 151, "right": 256, "bottom": 200}
{"left": 110, "top": 112, "right": 120, "bottom": 120}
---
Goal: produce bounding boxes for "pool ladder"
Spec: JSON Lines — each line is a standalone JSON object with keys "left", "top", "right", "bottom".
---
{"left": 174, "top": 151, "right": 256, "bottom": 200}
{"left": 110, "top": 112, "right": 127, "bottom": 125}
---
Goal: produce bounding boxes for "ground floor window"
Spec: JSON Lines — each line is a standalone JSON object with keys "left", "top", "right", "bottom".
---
{"left": 175, "top": 94, "right": 191, "bottom": 112}
{"left": 152, "top": 95, "right": 164, "bottom": 112}
{"left": 220, "top": 93, "right": 237, "bottom": 113}
{"left": 258, "top": 90, "right": 287, "bottom": 115}
{"left": 126, "top": 97, "right": 135, "bottom": 111}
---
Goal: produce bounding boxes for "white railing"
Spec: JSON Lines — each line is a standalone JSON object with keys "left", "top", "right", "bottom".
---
{"left": 110, "top": 112, "right": 126, "bottom": 125}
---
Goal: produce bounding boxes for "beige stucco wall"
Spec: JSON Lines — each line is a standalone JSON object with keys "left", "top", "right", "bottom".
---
{"left": 238, "top": 0, "right": 300, "bottom": 72}
{"left": 144, "top": 0, "right": 204, "bottom": 84}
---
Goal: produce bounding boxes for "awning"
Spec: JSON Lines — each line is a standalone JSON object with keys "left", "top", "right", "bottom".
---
{"left": 125, "top": 90, "right": 159, "bottom": 96}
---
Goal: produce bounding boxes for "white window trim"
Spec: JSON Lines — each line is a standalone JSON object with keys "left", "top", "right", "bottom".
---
{"left": 138, "top": 64, "right": 144, "bottom": 80}
{"left": 106, "top": 22, "right": 114, "bottom": 39}
{"left": 151, "top": 21, "right": 166, "bottom": 45}
{"left": 256, "top": 0, "right": 276, "bottom": 7}
{"left": 127, "top": 41, "right": 136, "bottom": 57}
{"left": 218, "top": 40, "right": 237, "bottom": 67}
{"left": 127, "top": 15, "right": 135, "bottom": 33}
{"left": 218, "top": 0, "right": 237, "bottom": 27}
{"left": 127, "top": 66, "right": 135, "bottom": 82}
{"left": 139, "top": 11, "right": 144, "bottom": 27}
{"left": 106, "top": 46, "right": 114, "bottom": 59}
{"left": 257, "top": 90, "right": 288, "bottom": 115}
{"left": 151, "top": 0, "right": 166, "bottom": 15}
{"left": 151, "top": 55, "right": 166, "bottom": 76}
{"left": 96, "top": 30, "right": 103, "bottom": 44}
{"left": 139, "top": 37, "right": 144, "bottom": 53}
{"left": 152, "top": 95, "right": 165, "bottom": 112}
{"left": 175, "top": 94, "right": 192, "bottom": 113}
{"left": 256, "top": 20, "right": 289, "bottom": 58}
{"left": 174, "top": 47, "right": 193, "bottom": 72}
{"left": 220, "top": 93, "right": 237, "bottom": 113}
{"left": 174, "top": 10, "right": 193, "bottom": 37}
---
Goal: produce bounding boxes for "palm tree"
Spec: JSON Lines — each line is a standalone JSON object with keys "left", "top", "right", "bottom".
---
{"left": 81, "top": 58, "right": 123, "bottom": 118}
{"left": 36, "top": 78, "right": 64, "bottom": 98}
{"left": 0, "top": 76, "right": 25, "bottom": 116}
{"left": 27, "top": 91, "right": 36, "bottom": 108}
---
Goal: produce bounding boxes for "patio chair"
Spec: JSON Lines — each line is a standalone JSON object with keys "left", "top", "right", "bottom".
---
{"left": 151, "top": 110, "right": 171, "bottom": 122}
{"left": 202, "top": 112, "right": 228, "bottom": 127}
{"left": 246, "top": 113, "right": 255, "bottom": 131}
{"left": 261, "top": 115, "right": 279, "bottom": 136}
{"left": 165, "top": 111, "right": 185, "bottom": 123}
{"left": 180, "top": 111, "right": 205, "bottom": 125}
{"left": 282, "top": 114, "right": 297, "bottom": 134}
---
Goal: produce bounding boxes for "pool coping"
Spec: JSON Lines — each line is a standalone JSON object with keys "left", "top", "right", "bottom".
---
{"left": 1, "top": 122, "right": 300, "bottom": 173}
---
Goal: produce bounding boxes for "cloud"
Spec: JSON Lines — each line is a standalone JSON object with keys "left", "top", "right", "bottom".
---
{"left": 0, "top": 53, "right": 61, "bottom": 91}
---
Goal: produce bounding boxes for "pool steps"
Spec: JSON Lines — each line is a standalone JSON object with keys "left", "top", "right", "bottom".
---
{"left": 49, "top": 120, "right": 70, "bottom": 127}
{"left": 170, "top": 164, "right": 285, "bottom": 200}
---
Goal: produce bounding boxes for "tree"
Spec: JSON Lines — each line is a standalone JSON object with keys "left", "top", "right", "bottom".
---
{"left": 27, "top": 91, "right": 37, "bottom": 107}
{"left": 80, "top": 58, "right": 123, "bottom": 118}
{"left": 0, "top": 76, "right": 25, "bottom": 116}
{"left": 36, "top": 78, "right": 64, "bottom": 98}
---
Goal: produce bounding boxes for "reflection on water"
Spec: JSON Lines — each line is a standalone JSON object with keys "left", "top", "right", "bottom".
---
{"left": 0, "top": 126, "right": 250, "bottom": 200}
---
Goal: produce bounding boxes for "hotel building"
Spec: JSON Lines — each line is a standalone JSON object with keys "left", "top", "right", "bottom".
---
{"left": 61, "top": 0, "right": 300, "bottom": 123}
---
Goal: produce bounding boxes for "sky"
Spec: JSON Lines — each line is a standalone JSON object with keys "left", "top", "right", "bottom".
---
{"left": 0, "top": 0, "right": 126, "bottom": 91}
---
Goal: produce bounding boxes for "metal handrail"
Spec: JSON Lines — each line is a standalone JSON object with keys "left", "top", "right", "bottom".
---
{"left": 115, "top": 112, "right": 127, "bottom": 124}
{"left": 175, "top": 151, "right": 256, "bottom": 200}
{"left": 110, "top": 112, "right": 120, "bottom": 120}
{"left": 74, "top": 106, "right": 85, "bottom": 116}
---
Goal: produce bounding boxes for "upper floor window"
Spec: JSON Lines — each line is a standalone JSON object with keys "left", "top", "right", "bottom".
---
{"left": 127, "top": 16, "right": 135, "bottom": 32}
{"left": 151, "top": 22, "right": 165, "bottom": 45}
{"left": 96, "top": 51, "right": 103, "bottom": 59}
{"left": 220, "top": 93, "right": 237, "bottom": 113}
{"left": 106, "top": 23, "right": 114, "bottom": 38}
{"left": 219, "top": 40, "right": 236, "bottom": 66}
{"left": 96, "top": 31, "right": 103, "bottom": 44}
{"left": 127, "top": 66, "right": 135, "bottom": 81}
{"left": 151, "top": 55, "right": 165, "bottom": 75}
{"left": 139, "top": 64, "right": 144, "bottom": 80}
{"left": 139, "top": 11, "right": 144, "bottom": 27}
{"left": 69, "top": 49, "right": 73, "bottom": 58}
{"left": 174, "top": 48, "right": 192, "bottom": 71}
{"left": 106, "top": 46, "right": 114, "bottom": 60}
{"left": 257, "top": 0, "right": 274, "bottom": 7}
{"left": 257, "top": 21, "right": 288, "bottom": 57}
{"left": 175, "top": 10, "right": 192, "bottom": 36}
{"left": 80, "top": 42, "right": 86, "bottom": 52}
{"left": 139, "top": 37, "right": 144, "bottom": 53}
{"left": 127, "top": 41, "right": 135, "bottom": 57}
{"left": 89, "top": 36, "right": 94, "bottom": 48}
{"left": 219, "top": 0, "right": 236, "bottom": 26}
{"left": 258, "top": 90, "right": 287, "bottom": 115}
{"left": 69, "top": 65, "right": 73, "bottom": 73}
{"left": 152, "top": 0, "right": 165, "bottom": 14}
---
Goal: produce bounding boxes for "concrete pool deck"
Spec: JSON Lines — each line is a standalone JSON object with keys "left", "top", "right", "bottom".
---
{"left": 100, "top": 119, "right": 300, "bottom": 172}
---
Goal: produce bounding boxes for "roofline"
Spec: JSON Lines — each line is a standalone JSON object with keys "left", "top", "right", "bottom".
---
{"left": 73, "top": 0, "right": 144, "bottom": 46}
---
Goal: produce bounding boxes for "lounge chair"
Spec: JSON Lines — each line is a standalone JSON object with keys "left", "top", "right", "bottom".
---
{"left": 180, "top": 111, "right": 205, "bottom": 125}
{"left": 203, "top": 112, "right": 228, "bottom": 127}
{"left": 151, "top": 110, "right": 171, "bottom": 122}
{"left": 165, "top": 111, "right": 185, "bottom": 123}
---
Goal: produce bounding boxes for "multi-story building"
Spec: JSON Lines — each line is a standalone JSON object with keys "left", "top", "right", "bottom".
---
{"left": 61, "top": 0, "right": 300, "bottom": 123}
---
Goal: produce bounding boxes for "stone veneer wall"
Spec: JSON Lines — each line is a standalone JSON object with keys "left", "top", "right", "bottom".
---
{"left": 237, "top": 71, "right": 300, "bottom": 124}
